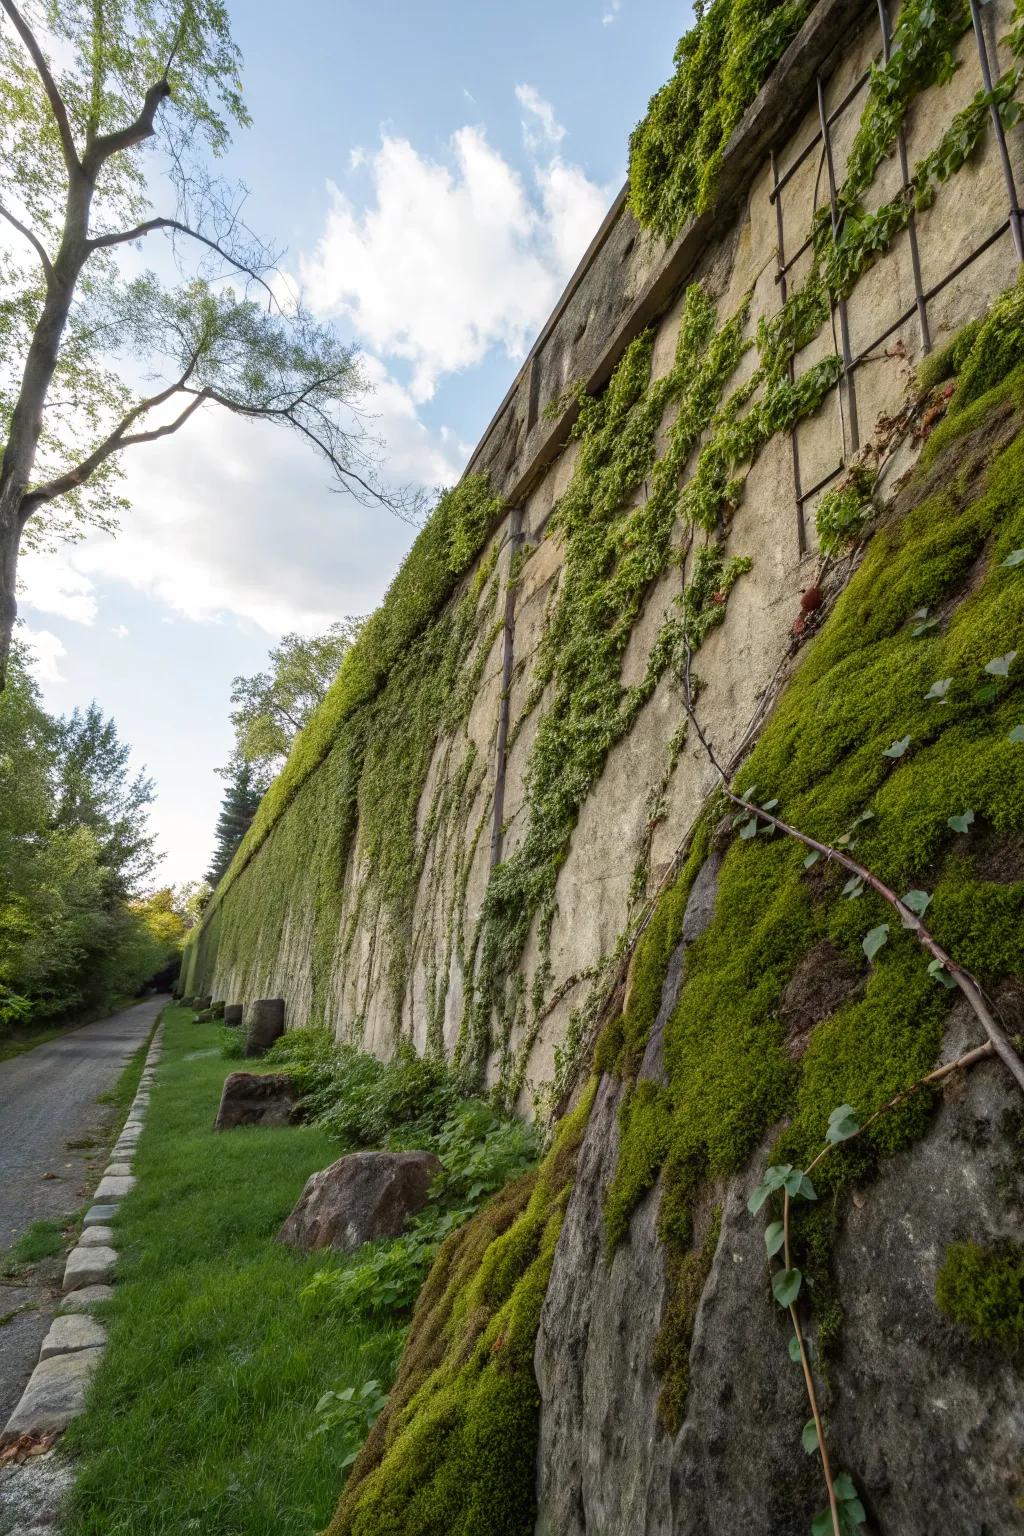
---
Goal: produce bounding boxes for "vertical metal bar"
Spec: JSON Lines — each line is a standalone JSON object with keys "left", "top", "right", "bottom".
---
{"left": 817, "top": 74, "right": 861, "bottom": 451}
{"left": 969, "top": 0, "right": 1024, "bottom": 260}
{"left": 771, "top": 148, "right": 808, "bottom": 557}
{"left": 490, "top": 507, "right": 522, "bottom": 869}
{"left": 877, "top": 0, "right": 931, "bottom": 351}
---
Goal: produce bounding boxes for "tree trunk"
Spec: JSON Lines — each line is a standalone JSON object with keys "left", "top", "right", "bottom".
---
{"left": 0, "top": 176, "right": 92, "bottom": 688}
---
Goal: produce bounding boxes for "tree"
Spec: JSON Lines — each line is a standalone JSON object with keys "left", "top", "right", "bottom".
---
{"left": 229, "top": 619, "right": 361, "bottom": 771}
{"left": 206, "top": 757, "right": 267, "bottom": 886}
{"left": 173, "top": 878, "right": 211, "bottom": 928}
{"left": 0, "top": 0, "right": 415, "bottom": 688}
{"left": 51, "top": 701, "right": 157, "bottom": 896}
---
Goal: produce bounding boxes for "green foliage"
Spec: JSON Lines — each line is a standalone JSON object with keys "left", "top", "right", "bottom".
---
{"left": 950, "top": 270, "right": 1024, "bottom": 412}
{"left": 230, "top": 620, "right": 363, "bottom": 773}
{"left": 936, "top": 1239, "right": 1024, "bottom": 1356}
{"left": 0, "top": 643, "right": 177, "bottom": 1032}
{"left": 815, "top": 467, "right": 877, "bottom": 556}
{"left": 628, "top": 0, "right": 811, "bottom": 238}
{"left": 206, "top": 758, "right": 270, "bottom": 887}
{"left": 324, "top": 1082, "right": 595, "bottom": 1536}
{"left": 313, "top": 1380, "right": 392, "bottom": 1470}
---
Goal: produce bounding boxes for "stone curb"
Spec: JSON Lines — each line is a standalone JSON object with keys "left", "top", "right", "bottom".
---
{"left": 1, "top": 1020, "right": 166, "bottom": 1443}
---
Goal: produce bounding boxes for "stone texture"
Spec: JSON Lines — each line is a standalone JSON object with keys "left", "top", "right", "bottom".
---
{"left": 276, "top": 1150, "right": 442, "bottom": 1254}
{"left": 1, "top": 1351, "right": 101, "bottom": 1439}
{"left": 58, "top": 1286, "right": 114, "bottom": 1314}
{"left": 77, "top": 1226, "right": 114, "bottom": 1248}
{"left": 536, "top": 993, "right": 1024, "bottom": 1536}
{"left": 223, "top": 1003, "right": 243, "bottom": 1027}
{"left": 62, "top": 1247, "right": 116, "bottom": 1293}
{"left": 245, "top": 998, "right": 286, "bottom": 1057}
{"left": 82, "top": 1206, "right": 118, "bottom": 1227}
{"left": 93, "top": 1175, "right": 135, "bottom": 1200}
{"left": 39, "top": 1315, "right": 106, "bottom": 1360}
{"left": 102, "top": 1163, "right": 132, "bottom": 1178}
{"left": 213, "top": 1071, "right": 297, "bottom": 1131}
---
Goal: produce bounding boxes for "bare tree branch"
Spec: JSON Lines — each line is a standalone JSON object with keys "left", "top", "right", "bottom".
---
{"left": 0, "top": 0, "right": 81, "bottom": 174}
{"left": 87, "top": 216, "right": 280, "bottom": 308}
{"left": 0, "top": 199, "right": 53, "bottom": 284}
{"left": 20, "top": 369, "right": 205, "bottom": 518}
{"left": 84, "top": 75, "right": 171, "bottom": 172}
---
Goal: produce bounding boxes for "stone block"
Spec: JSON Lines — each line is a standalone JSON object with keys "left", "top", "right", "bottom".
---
{"left": 1, "top": 1351, "right": 101, "bottom": 1439}
{"left": 63, "top": 1246, "right": 117, "bottom": 1292}
{"left": 244, "top": 998, "right": 285, "bottom": 1057}
{"left": 82, "top": 1206, "right": 118, "bottom": 1227}
{"left": 39, "top": 1315, "right": 106, "bottom": 1359}
{"left": 58, "top": 1285, "right": 114, "bottom": 1313}
{"left": 213, "top": 1072, "right": 297, "bottom": 1131}
{"left": 93, "top": 1175, "right": 135, "bottom": 1201}
{"left": 103, "top": 1163, "right": 132, "bottom": 1178}
{"left": 223, "top": 1003, "right": 243, "bottom": 1027}
{"left": 78, "top": 1226, "right": 114, "bottom": 1248}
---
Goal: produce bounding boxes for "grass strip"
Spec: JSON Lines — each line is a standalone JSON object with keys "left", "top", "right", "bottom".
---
{"left": 63, "top": 1006, "right": 403, "bottom": 1536}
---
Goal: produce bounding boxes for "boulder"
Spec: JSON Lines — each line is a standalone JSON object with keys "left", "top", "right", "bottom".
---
{"left": 197, "top": 995, "right": 212, "bottom": 1010}
{"left": 213, "top": 1072, "right": 298, "bottom": 1131}
{"left": 39, "top": 1314, "right": 106, "bottom": 1359}
{"left": 195, "top": 1008, "right": 213, "bottom": 1022}
{"left": 244, "top": 998, "right": 286, "bottom": 1057}
{"left": 1, "top": 1350, "right": 101, "bottom": 1440}
{"left": 277, "top": 1149, "right": 442, "bottom": 1254}
{"left": 223, "top": 1003, "right": 243, "bottom": 1027}
{"left": 211, "top": 1000, "right": 226, "bottom": 1019}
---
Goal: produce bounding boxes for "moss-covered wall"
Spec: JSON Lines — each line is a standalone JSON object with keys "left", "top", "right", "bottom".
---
{"left": 184, "top": 0, "right": 1024, "bottom": 1121}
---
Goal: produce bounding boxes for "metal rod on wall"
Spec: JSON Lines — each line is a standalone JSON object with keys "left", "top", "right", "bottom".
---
{"left": 877, "top": 0, "right": 931, "bottom": 351}
{"left": 490, "top": 506, "right": 523, "bottom": 870}
{"left": 771, "top": 148, "right": 808, "bottom": 557}
{"left": 969, "top": 0, "right": 1024, "bottom": 261}
{"left": 817, "top": 74, "right": 861, "bottom": 452}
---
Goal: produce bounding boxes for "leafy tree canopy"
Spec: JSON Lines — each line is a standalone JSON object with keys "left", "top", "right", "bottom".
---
{"left": 229, "top": 619, "right": 362, "bottom": 772}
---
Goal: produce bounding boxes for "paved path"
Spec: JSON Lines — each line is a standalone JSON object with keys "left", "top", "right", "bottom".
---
{"left": 0, "top": 997, "right": 164, "bottom": 1423}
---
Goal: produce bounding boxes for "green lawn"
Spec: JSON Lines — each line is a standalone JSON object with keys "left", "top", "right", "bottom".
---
{"left": 64, "top": 1006, "right": 402, "bottom": 1536}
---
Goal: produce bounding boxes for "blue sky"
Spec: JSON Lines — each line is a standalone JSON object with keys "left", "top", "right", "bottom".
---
{"left": 19, "top": 0, "right": 689, "bottom": 886}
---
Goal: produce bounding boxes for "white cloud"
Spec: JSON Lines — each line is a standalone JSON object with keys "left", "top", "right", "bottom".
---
{"left": 515, "top": 83, "right": 566, "bottom": 151}
{"left": 602, "top": 0, "right": 623, "bottom": 24}
{"left": 40, "top": 374, "right": 466, "bottom": 640}
{"left": 22, "top": 626, "right": 66, "bottom": 683}
{"left": 112, "top": 624, "right": 129, "bottom": 638}
{"left": 18, "top": 549, "right": 98, "bottom": 625}
{"left": 300, "top": 100, "right": 610, "bottom": 403}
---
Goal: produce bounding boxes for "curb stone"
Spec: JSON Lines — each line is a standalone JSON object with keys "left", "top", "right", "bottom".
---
{"left": 1, "top": 1020, "right": 165, "bottom": 1443}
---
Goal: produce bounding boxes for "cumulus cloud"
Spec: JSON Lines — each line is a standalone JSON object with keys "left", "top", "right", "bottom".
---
{"left": 17, "top": 550, "right": 98, "bottom": 624}
{"left": 22, "top": 626, "right": 67, "bottom": 683}
{"left": 300, "top": 95, "right": 610, "bottom": 402}
{"left": 19, "top": 370, "right": 467, "bottom": 641}
{"left": 602, "top": 0, "right": 623, "bottom": 24}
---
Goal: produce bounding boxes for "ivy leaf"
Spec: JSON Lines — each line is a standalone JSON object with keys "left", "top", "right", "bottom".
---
{"left": 812, "top": 1512, "right": 834, "bottom": 1536}
{"left": 761, "top": 798, "right": 779, "bottom": 812}
{"left": 985, "top": 651, "right": 1017, "bottom": 677}
{"left": 739, "top": 784, "right": 758, "bottom": 803}
{"left": 826, "top": 1104, "right": 860, "bottom": 1143}
{"left": 1010, "top": 725, "right": 1024, "bottom": 744}
{"left": 802, "top": 1419, "right": 819, "bottom": 1454}
{"left": 833, "top": 1472, "right": 858, "bottom": 1504}
{"left": 910, "top": 606, "right": 930, "bottom": 620}
{"left": 901, "top": 888, "right": 931, "bottom": 916}
{"left": 788, "top": 1334, "right": 802, "bottom": 1363}
{"left": 764, "top": 1221, "right": 785, "bottom": 1258}
{"left": 924, "top": 677, "right": 951, "bottom": 701}
{"left": 863, "top": 923, "right": 889, "bottom": 961}
{"left": 1001, "top": 548, "right": 1024, "bottom": 567}
{"left": 928, "top": 957, "right": 958, "bottom": 989}
{"left": 771, "top": 1267, "right": 802, "bottom": 1308}
{"left": 851, "top": 809, "right": 875, "bottom": 826}
{"left": 739, "top": 817, "right": 758, "bottom": 840}
{"left": 948, "top": 809, "right": 974, "bottom": 833}
{"left": 803, "top": 849, "right": 822, "bottom": 868}
{"left": 911, "top": 616, "right": 939, "bottom": 636}
{"left": 747, "top": 1180, "right": 773, "bottom": 1214}
{"left": 783, "top": 1168, "right": 817, "bottom": 1201}
{"left": 841, "top": 874, "right": 864, "bottom": 898}
{"left": 883, "top": 734, "right": 911, "bottom": 758}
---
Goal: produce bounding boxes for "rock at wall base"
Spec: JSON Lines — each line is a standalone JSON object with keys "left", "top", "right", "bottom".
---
{"left": 223, "top": 1003, "right": 243, "bottom": 1027}
{"left": 211, "top": 1001, "right": 226, "bottom": 1019}
{"left": 245, "top": 998, "right": 286, "bottom": 1057}
{"left": 276, "top": 1150, "right": 442, "bottom": 1253}
{"left": 58, "top": 1286, "right": 113, "bottom": 1314}
{"left": 62, "top": 1247, "right": 116, "bottom": 1292}
{"left": 39, "top": 1315, "right": 106, "bottom": 1359}
{"left": 213, "top": 1072, "right": 298, "bottom": 1131}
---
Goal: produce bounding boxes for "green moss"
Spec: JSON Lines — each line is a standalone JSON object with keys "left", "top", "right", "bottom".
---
{"left": 952, "top": 271, "right": 1024, "bottom": 413}
{"left": 326, "top": 1081, "right": 595, "bottom": 1536}
{"left": 606, "top": 357, "right": 1024, "bottom": 1377}
{"left": 651, "top": 1205, "right": 722, "bottom": 1432}
{"left": 936, "top": 1239, "right": 1024, "bottom": 1356}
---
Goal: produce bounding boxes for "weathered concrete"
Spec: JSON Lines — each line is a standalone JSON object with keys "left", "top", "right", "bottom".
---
{"left": 76, "top": 1225, "right": 114, "bottom": 1248}
{"left": 92, "top": 1175, "right": 135, "bottom": 1201}
{"left": 82, "top": 1205, "right": 118, "bottom": 1227}
{"left": 58, "top": 1286, "right": 114, "bottom": 1314}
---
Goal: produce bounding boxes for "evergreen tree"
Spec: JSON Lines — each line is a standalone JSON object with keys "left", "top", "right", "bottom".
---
{"left": 206, "top": 760, "right": 268, "bottom": 887}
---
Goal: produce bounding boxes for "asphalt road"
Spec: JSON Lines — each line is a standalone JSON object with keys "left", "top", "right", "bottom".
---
{"left": 0, "top": 996, "right": 164, "bottom": 1425}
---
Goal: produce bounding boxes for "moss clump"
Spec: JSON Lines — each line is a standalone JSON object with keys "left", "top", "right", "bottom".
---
{"left": 326, "top": 1081, "right": 595, "bottom": 1536}
{"left": 950, "top": 271, "right": 1024, "bottom": 414}
{"left": 936, "top": 1239, "right": 1024, "bottom": 1356}
{"left": 652, "top": 1205, "right": 722, "bottom": 1432}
